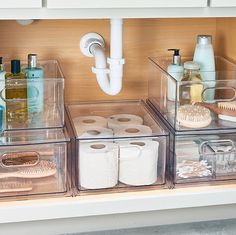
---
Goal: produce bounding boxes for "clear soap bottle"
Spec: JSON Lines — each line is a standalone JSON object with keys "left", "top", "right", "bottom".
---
{"left": 179, "top": 61, "right": 203, "bottom": 105}
{"left": 5, "top": 59, "right": 28, "bottom": 125}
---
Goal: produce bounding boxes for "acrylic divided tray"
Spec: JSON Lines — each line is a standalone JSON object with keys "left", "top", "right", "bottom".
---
{"left": 0, "top": 128, "right": 70, "bottom": 200}
{"left": 66, "top": 100, "right": 168, "bottom": 194}
{"left": 1, "top": 60, "right": 64, "bottom": 130}
{"left": 148, "top": 56, "right": 236, "bottom": 132}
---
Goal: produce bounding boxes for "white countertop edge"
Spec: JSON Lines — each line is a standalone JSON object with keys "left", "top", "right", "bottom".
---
{"left": 0, "top": 7, "right": 236, "bottom": 19}
{"left": 1, "top": 184, "right": 236, "bottom": 224}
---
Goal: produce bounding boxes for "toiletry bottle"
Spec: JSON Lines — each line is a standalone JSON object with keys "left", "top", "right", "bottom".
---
{"left": 179, "top": 61, "right": 203, "bottom": 105}
{"left": 167, "top": 49, "right": 184, "bottom": 101}
{"left": 5, "top": 59, "right": 28, "bottom": 125}
{"left": 193, "top": 35, "right": 215, "bottom": 102}
{"left": 23, "top": 54, "right": 44, "bottom": 114}
{"left": 0, "top": 57, "right": 6, "bottom": 132}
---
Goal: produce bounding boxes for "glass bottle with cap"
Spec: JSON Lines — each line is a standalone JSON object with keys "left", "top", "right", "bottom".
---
{"left": 179, "top": 61, "right": 203, "bottom": 105}
{"left": 23, "top": 54, "right": 44, "bottom": 115}
{"left": 5, "top": 59, "right": 28, "bottom": 125}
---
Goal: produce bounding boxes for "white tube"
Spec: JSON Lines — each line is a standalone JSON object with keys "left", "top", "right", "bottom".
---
{"left": 90, "top": 18, "right": 124, "bottom": 96}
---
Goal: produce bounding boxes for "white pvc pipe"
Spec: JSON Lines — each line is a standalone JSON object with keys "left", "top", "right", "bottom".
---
{"left": 110, "top": 18, "right": 123, "bottom": 59}
{"left": 91, "top": 18, "right": 124, "bottom": 96}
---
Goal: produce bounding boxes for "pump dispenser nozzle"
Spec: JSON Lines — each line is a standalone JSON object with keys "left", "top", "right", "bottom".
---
{"left": 168, "top": 49, "right": 181, "bottom": 66}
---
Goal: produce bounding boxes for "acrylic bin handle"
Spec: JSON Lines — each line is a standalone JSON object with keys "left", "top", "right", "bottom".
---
{"left": 0, "top": 151, "right": 40, "bottom": 168}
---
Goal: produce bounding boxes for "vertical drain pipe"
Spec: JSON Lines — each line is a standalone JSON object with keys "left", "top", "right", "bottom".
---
{"left": 80, "top": 19, "right": 125, "bottom": 96}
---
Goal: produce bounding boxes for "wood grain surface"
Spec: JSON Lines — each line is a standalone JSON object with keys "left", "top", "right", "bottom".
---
{"left": 0, "top": 18, "right": 217, "bottom": 102}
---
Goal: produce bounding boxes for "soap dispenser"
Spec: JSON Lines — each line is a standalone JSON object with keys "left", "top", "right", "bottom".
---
{"left": 167, "top": 49, "right": 184, "bottom": 101}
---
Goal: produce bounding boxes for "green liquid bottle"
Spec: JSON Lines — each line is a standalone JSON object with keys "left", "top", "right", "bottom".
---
{"left": 5, "top": 60, "right": 28, "bottom": 127}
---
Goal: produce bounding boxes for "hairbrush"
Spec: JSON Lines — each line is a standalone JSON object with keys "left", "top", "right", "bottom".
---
{"left": 177, "top": 104, "right": 212, "bottom": 128}
{"left": 0, "top": 160, "right": 56, "bottom": 179}
{"left": 0, "top": 179, "right": 32, "bottom": 193}
{"left": 195, "top": 101, "right": 236, "bottom": 122}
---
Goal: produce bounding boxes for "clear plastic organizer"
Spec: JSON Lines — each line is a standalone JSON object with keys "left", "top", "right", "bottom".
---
{"left": 170, "top": 131, "right": 236, "bottom": 186}
{"left": 0, "top": 128, "right": 70, "bottom": 200}
{"left": 66, "top": 100, "right": 168, "bottom": 194}
{"left": 148, "top": 56, "right": 236, "bottom": 132}
{"left": 0, "top": 60, "right": 64, "bottom": 131}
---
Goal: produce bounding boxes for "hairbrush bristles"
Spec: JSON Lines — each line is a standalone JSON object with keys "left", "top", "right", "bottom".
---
{"left": 177, "top": 105, "right": 212, "bottom": 128}
{"left": 218, "top": 101, "right": 236, "bottom": 111}
{"left": 0, "top": 160, "right": 57, "bottom": 179}
{"left": 0, "top": 179, "right": 32, "bottom": 193}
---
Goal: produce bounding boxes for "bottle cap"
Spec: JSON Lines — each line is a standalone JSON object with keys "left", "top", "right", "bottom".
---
{"left": 168, "top": 49, "right": 181, "bottom": 65}
{"left": 197, "top": 35, "right": 212, "bottom": 45}
{"left": 184, "top": 61, "right": 200, "bottom": 70}
{"left": 11, "top": 60, "right": 21, "bottom": 74}
{"left": 28, "top": 54, "right": 37, "bottom": 68}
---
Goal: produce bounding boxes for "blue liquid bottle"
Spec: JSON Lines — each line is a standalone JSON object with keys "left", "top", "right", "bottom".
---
{"left": 23, "top": 54, "right": 44, "bottom": 114}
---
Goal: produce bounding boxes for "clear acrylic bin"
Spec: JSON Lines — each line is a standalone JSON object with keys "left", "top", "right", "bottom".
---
{"left": 0, "top": 60, "right": 64, "bottom": 131}
{"left": 169, "top": 131, "right": 236, "bottom": 186}
{"left": 148, "top": 56, "right": 236, "bottom": 132}
{"left": 66, "top": 100, "right": 168, "bottom": 194}
{"left": 0, "top": 128, "right": 70, "bottom": 200}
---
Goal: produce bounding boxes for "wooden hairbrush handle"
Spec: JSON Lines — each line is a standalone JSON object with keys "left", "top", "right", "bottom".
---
{"left": 194, "top": 102, "right": 236, "bottom": 117}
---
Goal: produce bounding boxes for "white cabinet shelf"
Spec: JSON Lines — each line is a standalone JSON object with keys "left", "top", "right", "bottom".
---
{"left": 0, "top": 0, "right": 42, "bottom": 9}
{"left": 1, "top": 7, "right": 236, "bottom": 19}
{"left": 210, "top": 0, "right": 236, "bottom": 7}
{"left": 2, "top": 185, "right": 236, "bottom": 234}
{"left": 47, "top": 0, "right": 207, "bottom": 9}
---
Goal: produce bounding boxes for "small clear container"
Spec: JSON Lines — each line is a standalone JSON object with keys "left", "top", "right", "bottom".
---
{"left": 66, "top": 100, "right": 168, "bottom": 194}
{"left": 148, "top": 56, "right": 236, "bottom": 132}
{"left": 169, "top": 131, "right": 236, "bottom": 186}
{"left": 0, "top": 128, "right": 70, "bottom": 200}
{"left": 0, "top": 60, "right": 64, "bottom": 130}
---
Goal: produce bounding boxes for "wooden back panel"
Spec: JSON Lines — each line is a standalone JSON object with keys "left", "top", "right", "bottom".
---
{"left": 0, "top": 19, "right": 216, "bottom": 102}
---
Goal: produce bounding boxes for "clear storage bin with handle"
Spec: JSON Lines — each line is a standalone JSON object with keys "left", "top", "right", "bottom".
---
{"left": 0, "top": 60, "right": 64, "bottom": 131}
{"left": 169, "top": 131, "right": 236, "bottom": 187}
{"left": 66, "top": 100, "right": 168, "bottom": 194}
{"left": 148, "top": 56, "right": 236, "bottom": 132}
{"left": 0, "top": 128, "right": 70, "bottom": 200}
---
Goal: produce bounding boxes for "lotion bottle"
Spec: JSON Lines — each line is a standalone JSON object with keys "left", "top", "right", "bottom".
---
{"left": 167, "top": 49, "right": 184, "bottom": 101}
{"left": 193, "top": 35, "right": 215, "bottom": 102}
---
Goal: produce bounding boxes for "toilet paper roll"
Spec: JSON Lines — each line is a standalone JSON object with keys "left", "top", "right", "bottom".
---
{"left": 113, "top": 125, "right": 152, "bottom": 137}
{"left": 79, "top": 142, "right": 118, "bottom": 189}
{"left": 76, "top": 126, "right": 113, "bottom": 139}
{"left": 73, "top": 116, "right": 107, "bottom": 129}
{"left": 108, "top": 114, "right": 143, "bottom": 129}
{"left": 119, "top": 140, "right": 159, "bottom": 186}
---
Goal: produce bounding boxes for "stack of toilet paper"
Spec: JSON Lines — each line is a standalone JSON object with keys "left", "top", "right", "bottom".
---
{"left": 75, "top": 114, "right": 159, "bottom": 189}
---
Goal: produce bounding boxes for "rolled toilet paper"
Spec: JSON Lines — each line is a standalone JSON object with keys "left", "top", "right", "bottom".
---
{"left": 73, "top": 116, "right": 107, "bottom": 129}
{"left": 113, "top": 125, "right": 152, "bottom": 137}
{"left": 119, "top": 140, "right": 159, "bottom": 186}
{"left": 108, "top": 114, "right": 143, "bottom": 129}
{"left": 76, "top": 126, "right": 113, "bottom": 139}
{"left": 79, "top": 142, "right": 119, "bottom": 189}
